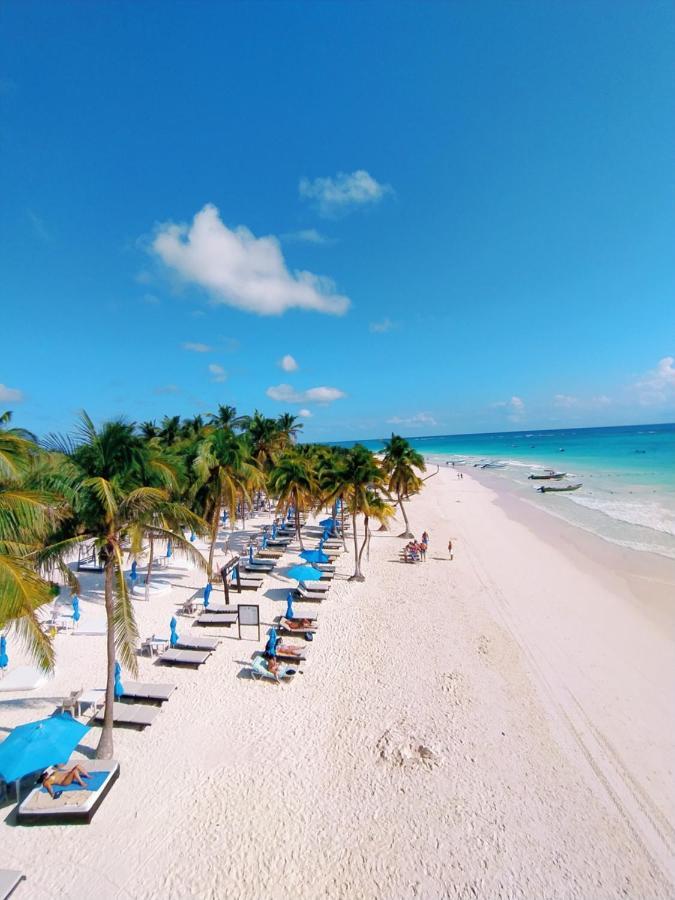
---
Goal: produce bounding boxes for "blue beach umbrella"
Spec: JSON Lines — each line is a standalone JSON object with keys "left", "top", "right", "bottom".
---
{"left": 190, "top": 531, "right": 196, "bottom": 542}
{"left": 170, "top": 617, "right": 179, "bottom": 648}
{"left": 130, "top": 561, "right": 138, "bottom": 583}
{"left": 319, "top": 517, "right": 337, "bottom": 530}
{"left": 222, "top": 511, "right": 228, "bottom": 524}
{"left": 300, "top": 549, "right": 329, "bottom": 564}
{"left": 71, "top": 596, "right": 81, "bottom": 624}
{"left": 261, "top": 534, "right": 268, "bottom": 550}
{"left": 203, "top": 583, "right": 213, "bottom": 607}
{"left": 271, "top": 522, "right": 278, "bottom": 539}
{"left": 286, "top": 564, "right": 322, "bottom": 582}
{"left": 287, "top": 507, "right": 293, "bottom": 521}
{"left": 166, "top": 540, "right": 173, "bottom": 559}
{"left": 0, "top": 713, "right": 90, "bottom": 784}
{"left": 0, "top": 635, "right": 8, "bottom": 670}
{"left": 114, "top": 661, "right": 124, "bottom": 699}
{"left": 265, "top": 629, "right": 278, "bottom": 657}
{"left": 248, "top": 546, "right": 256, "bottom": 564}
{"left": 285, "top": 592, "right": 295, "bottom": 619}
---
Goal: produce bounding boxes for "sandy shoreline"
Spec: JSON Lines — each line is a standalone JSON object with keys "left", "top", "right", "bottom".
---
{"left": 1, "top": 468, "right": 673, "bottom": 898}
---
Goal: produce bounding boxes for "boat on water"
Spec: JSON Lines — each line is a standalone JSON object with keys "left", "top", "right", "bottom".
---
{"left": 528, "top": 469, "right": 567, "bottom": 481}
{"left": 537, "top": 482, "right": 582, "bottom": 493}
{"left": 481, "top": 461, "right": 507, "bottom": 469}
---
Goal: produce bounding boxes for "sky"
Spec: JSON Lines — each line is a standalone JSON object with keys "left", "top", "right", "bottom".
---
{"left": 1, "top": 1, "right": 673, "bottom": 441}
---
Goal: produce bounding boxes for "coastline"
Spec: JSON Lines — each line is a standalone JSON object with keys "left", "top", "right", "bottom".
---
{"left": 1, "top": 468, "right": 673, "bottom": 898}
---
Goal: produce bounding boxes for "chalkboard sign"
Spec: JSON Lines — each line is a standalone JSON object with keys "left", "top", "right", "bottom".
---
{"left": 238, "top": 603, "right": 260, "bottom": 640}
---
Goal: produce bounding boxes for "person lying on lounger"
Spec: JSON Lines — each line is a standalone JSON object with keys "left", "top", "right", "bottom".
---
{"left": 284, "top": 617, "right": 314, "bottom": 629}
{"left": 40, "top": 763, "right": 91, "bottom": 797}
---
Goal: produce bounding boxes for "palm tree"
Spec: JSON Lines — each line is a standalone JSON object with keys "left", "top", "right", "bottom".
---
{"left": 381, "top": 434, "right": 426, "bottom": 538}
{"left": 247, "top": 411, "right": 281, "bottom": 473}
{"left": 0, "top": 427, "right": 58, "bottom": 670}
{"left": 158, "top": 415, "right": 182, "bottom": 446}
{"left": 192, "top": 430, "right": 260, "bottom": 577}
{"left": 0, "top": 410, "right": 37, "bottom": 441}
{"left": 268, "top": 452, "right": 317, "bottom": 550}
{"left": 207, "top": 405, "right": 250, "bottom": 432}
{"left": 41, "top": 414, "right": 206, "bottom": 759}
{"left": 276, "top": 412, "right": 303, "bottom": 447}
{"left": 139, "top": 420, "right": 159, "bottom": 440}
{"left": 355, "top": 489, "right": 395, "bottom": 571}
{"left": 341, "top": 445, "right": 384, "bottom": 580}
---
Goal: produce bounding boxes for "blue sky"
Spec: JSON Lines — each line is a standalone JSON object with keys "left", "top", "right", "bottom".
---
{"left": 1, "top": 1, "right": 673, "bottom": 441}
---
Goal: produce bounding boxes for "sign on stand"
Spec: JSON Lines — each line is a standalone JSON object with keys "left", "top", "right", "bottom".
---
{"left": 237, "top": 604, "right": 260, "bottom": 641}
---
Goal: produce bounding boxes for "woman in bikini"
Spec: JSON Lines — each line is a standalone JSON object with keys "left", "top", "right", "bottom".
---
{"left": 40, "top": 763, "right": 91, "bottom": 798}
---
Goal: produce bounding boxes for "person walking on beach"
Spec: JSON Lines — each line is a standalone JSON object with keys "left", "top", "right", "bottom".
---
{"left": 448, "top": 539, "right": 453, "bottom": 560}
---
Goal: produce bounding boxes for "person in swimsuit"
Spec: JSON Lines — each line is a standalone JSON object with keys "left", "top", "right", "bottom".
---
{"left": 40, "top": 763, "right": 91, "bottom": 797}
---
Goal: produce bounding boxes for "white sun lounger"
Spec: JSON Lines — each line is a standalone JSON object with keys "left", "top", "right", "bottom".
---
{"left": 158, "top": 649, "right": 210, "bottom": 667}
{"left": 17, "top": 759, "right": 119, "bottom": 825}
{"left": 277, "top": 617, "right": 318, "bottom": 636}
{"left": 299, "top": 580, "right": 330, "bottom": 592}
{"left": 196, "top": 612, "right": 237, "bottom": 627}
{"left": 174, "top": 635, "right": 220, "bottom": 651}
{"left": 94, "top": 702, "right": 160, "bottom": 728}
{"left": 0, "top": 665, "right": 53, "bottom": 693}
{"left": 294, "top": 587, "right": 327, "bottom": 602}
{"left": 0, "top": 870, "right": 24, "bottom": 899}
{"left": 120, "top": 682, "right": 175, "bottom": 703}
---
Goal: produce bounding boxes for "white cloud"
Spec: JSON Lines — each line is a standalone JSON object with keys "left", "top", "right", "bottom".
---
{"left": 282, "top": 229, "right": 332, "bottom": 245}
{"left": 182, "top": 342, "right": 212, "bottom": 353}
{"left": 152, "top": 204, "right": 350, "bottom": 316}
{"left": 554, "top": 394, "right": 578, "bottom": 408}
{"left": 493, "top": 396, "right": 525, "bottom": 422}
{"left": 387, "top": 412, "right": 437, "bottom": 427}
{"left": 635, "top": 356, "right": 675, "bottom": 406}
{"left": 369, "top": 318, "right": 396, "bottom": 334}
{"left": 298, "top": 408, "right": 312, "bottom": 418}
{"left": 299, "top": 170, "right": 392, "bottom": 217}
{"left": 0, "top": 383, "right": 24, "bottom": 403}
{"left": 208, "top": 364, "right": 227, "bottom": 383}
{"left": 266, "top": 383, "right": 346, "bottom": 405}
{"left": 279, "top": 354, "right": 299, "bottom": 372}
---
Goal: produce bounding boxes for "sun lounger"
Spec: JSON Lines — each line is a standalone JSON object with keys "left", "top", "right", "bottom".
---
{"left": 94, "top": 702, "right": 160, "bottom": 728}
{"left": 250, "top": 656, "right": 297, "bottom": 683}
{"left": 0, "top": 665, "right": 53, "bottom": 693}
{"left": 119, "top": 682, "right": 175, "bottom": 704}
{"left": 0, "top": 871, "right": 24, "bottom": 899}
{"left": 294, "top": 587, "right": 327, "bottom": 602}
{"left": 244, "top": 559, "right": 275, "bottom": 570}
{"left": 230, "top": 579, "right": 261, "bottom": 591}
{"left": 174, "top": 635, "right": 220, "bottom": 651}
{"left": 274, "top": 644, "right": 308, "bottom": 662}
{"left": 203, "top": 604, "right": 237, "bottom": 614}
{"left": 299, "top": 580, "right": 330, "bottom": 592}
{"left": 158, "top": 649, "right": 210, "bottom": 667}
{"left": 277, "top": 616, "right": 317, "bottom": 637}
{"left": 16, "top": 759, "right": 119, "bottom": 825}
{"left": 196, "top": 612, "right": 237, "bottom": 627}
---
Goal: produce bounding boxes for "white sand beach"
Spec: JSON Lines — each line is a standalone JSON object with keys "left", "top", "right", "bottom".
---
{"left": 1, "top": 467, "right": 673, "bottom": 899}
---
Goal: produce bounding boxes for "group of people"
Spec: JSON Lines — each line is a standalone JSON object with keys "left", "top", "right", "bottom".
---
{"left": 403, "top": 530, "right": 430, "bottom": 563}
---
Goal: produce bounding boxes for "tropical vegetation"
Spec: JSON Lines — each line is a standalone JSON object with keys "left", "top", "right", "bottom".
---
{"left": 0, "top": 407, "right": 424, "bottom": 754}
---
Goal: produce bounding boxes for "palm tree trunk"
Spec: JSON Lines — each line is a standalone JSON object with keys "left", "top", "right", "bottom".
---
{"left": 357, "top": 515, "right": 369, "bottom": 573}
{"left": 144, "top": 534, "right": 155, "bottom": 602}
{"left": 397, "top": 492, "right": 413, "bottom": 538}
{"left": 349, "top": 510, "right": 364, "bottom": 580}
{"left": 207, "top": 502, "right": 220, "bottom": 580}
{"left": 294, "top": 489, "right": 304, "bottom": 550}
{"left": 96, "top": 551, "right": 116, "bottom": 759}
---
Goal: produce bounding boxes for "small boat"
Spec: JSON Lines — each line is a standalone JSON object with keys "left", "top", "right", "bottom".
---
{"left": 528, "top": 470, "right": 567, "bottom": 481}
{"left": 481, "top": 461, "right": 507, "bottom": 469}
{"left": 537, "top": 482, "right": 582, "bottom": 493}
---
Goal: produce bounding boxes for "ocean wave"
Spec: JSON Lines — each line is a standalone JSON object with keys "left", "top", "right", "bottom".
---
{"left": 564, "top": 493, "right": 675, "bottom": 537}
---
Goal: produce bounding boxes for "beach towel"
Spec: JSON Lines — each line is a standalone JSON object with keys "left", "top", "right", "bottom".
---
{"left": 40, "top": 770, "right": 109, "bottom": 795}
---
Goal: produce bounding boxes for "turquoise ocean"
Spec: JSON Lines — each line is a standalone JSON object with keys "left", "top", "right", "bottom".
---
{"left": 334, "top": 423, "right": 675, "bottom": 559}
